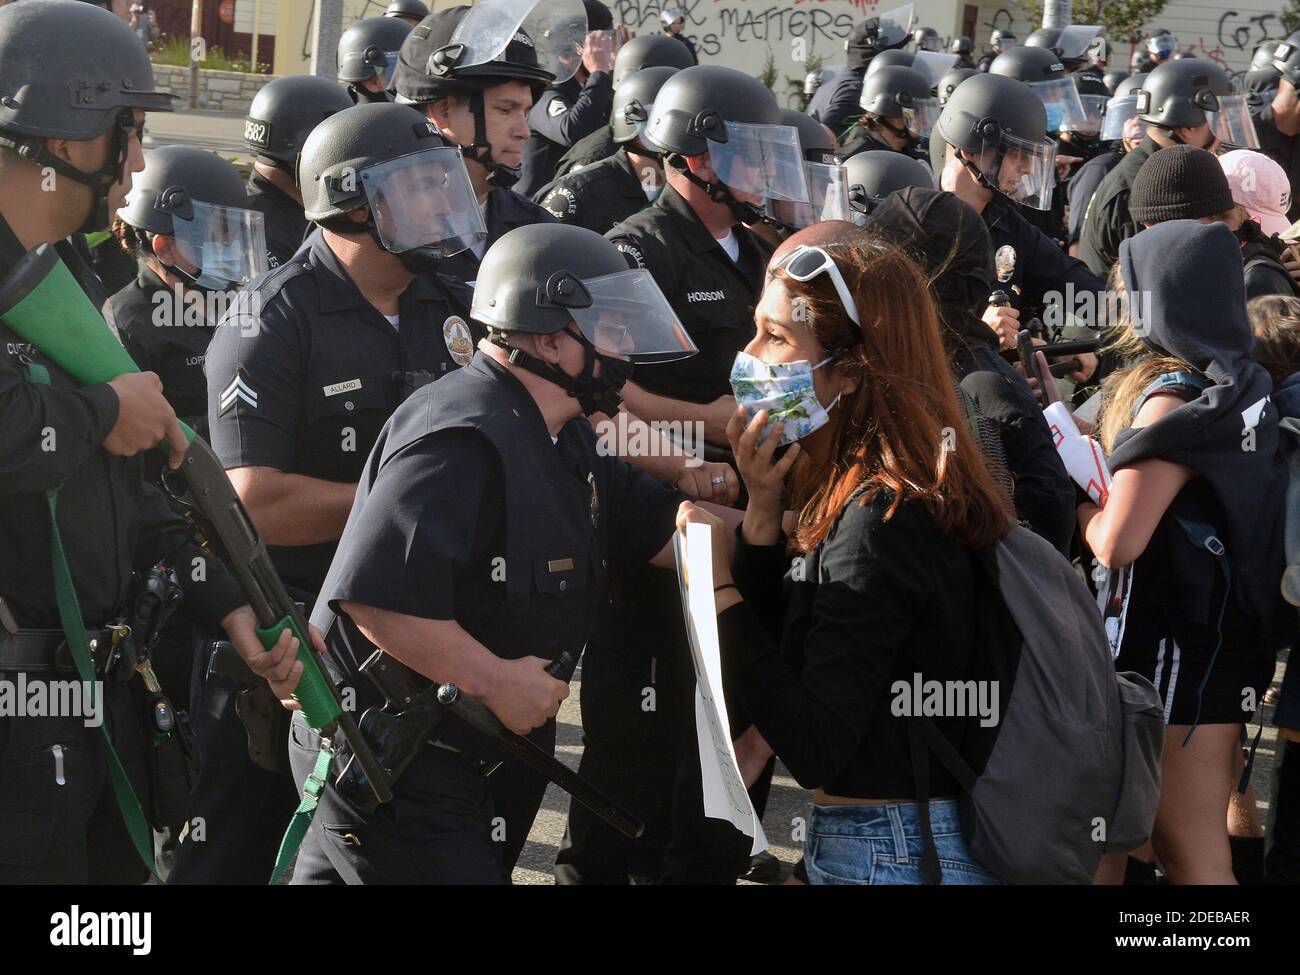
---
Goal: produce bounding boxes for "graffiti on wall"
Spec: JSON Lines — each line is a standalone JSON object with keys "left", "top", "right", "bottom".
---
{"left": 611, "top": 0, "right": 866, "bottom": 60}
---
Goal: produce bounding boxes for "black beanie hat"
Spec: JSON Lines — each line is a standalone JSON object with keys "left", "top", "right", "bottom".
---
{"left": 1129, "top": 145, "right": 1236, "bottom": 224}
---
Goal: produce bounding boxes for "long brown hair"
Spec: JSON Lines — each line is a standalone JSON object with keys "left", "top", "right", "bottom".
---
{"left": 776, "top": 236, "right": 1010, "bottom": 553}
{"left": 1249, "top": 293, "right": 1300, "bottom": 385}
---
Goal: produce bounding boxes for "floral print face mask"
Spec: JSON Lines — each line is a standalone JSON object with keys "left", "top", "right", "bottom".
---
{"left": 729, "top": 350, "right": 840, "bottom": 446}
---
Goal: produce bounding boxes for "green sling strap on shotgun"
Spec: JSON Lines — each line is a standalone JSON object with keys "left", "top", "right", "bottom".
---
{"left": 270, "top": 742, "right": 333, "bottom": 884}
{"left": 1, "top": 241, "right": 393, "bottom": 884}
{"left": 25, "top": 361, "right": 158, "bottom": 880}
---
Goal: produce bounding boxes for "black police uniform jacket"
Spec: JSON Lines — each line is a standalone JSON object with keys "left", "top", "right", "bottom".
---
{"left": 309, "top": 353, "right": 683, "bottom": 754}
{"left": 606, "top": 181, "right": 773, "bottom": 402}
{"left": 1078, "top": 134, "right": 1158, "bottom": 277}
{"left": 518, "top": 71, "right": 614, "bottom": 198}
{"left": 246, "top": 168, "right": 308, "bottom": 270}
{"left": 535, "top": 149, "right": 652, "bottom": 234}
{"left": 982, "top": 195, "right": 1106, "bottom": 319}
{"left": 807, "top": 66, "right": 865, "bottom": 135}
{"left": 551, "top": 122, "right": 618, "bottom": 181}
{"left": 104, "top": 262, "right": 215, "bottom": 438}
{"left": 0, "top": 217, "right": 243, "bottom": 630}
{"left": 204, "top": 228, "right": 477, "bottom": 594}
{"left": 1252, "top": 103, "right": 1300, "bottom": 223}
{"left": 436, "top": 186, "right": 557, "bottom": 286}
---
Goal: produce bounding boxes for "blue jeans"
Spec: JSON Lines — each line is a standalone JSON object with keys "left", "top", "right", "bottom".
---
{"left": 804, "top": 799, "right": 1005, "bottom": 885}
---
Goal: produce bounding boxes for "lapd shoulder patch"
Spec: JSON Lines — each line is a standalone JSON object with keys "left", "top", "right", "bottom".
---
{"left": 443, "top": 315, "right": 475, "bottom": 366}
{"left": 219, "top": 368, "right": 258, "bottom": 415}
{"left": 540, "top": 186, "right": 578, "bottom": 221}
{"left": 613, "top": 240, "right": 646, "bottom": 269}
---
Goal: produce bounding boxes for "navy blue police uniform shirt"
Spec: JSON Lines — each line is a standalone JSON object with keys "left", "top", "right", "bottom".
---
{"left": 310, "top": 352, "right": 685, "bottom": 698}
{"left": 204, "top": 227, "right": 479, "bottom": 594}
{"left": 436, "top": 186, "right": 557, "bottom": 286}
{"left": 983, "top": 195, "right": 1105, "bottom": 318}
{"left": 606, "top": 181, "right": 772, "bottom": 402}
{"left": 535, "top": 148, "right": 652, "bottom": 234}
{"left": 518, "top": 72, "right": 615, "bottom": 198}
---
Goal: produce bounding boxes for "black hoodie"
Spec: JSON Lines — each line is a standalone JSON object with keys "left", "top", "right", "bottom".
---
{"left": 866, "top": 188, "right": 1076, "bottom": 553}
{"left": 1113, "top": 220, "right": 1290, "bottom": 646}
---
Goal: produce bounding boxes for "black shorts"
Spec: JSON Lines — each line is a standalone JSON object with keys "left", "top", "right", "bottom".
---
{"left": 1116, "top": 637, "right": 1276, "bottom": 727}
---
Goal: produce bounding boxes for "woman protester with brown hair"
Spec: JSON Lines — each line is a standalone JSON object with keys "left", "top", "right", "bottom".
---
{"left": 678, "top": 228, "right": 1012, "bottom": 884}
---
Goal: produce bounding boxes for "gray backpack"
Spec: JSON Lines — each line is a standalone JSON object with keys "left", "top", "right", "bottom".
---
{"left": 909, "top": 523, "right": 1165, "bottom": 884}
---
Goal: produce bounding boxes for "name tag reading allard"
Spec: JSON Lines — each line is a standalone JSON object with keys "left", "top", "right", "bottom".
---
{"left": 323, "top": 379, "right": 362, "bottom": 397}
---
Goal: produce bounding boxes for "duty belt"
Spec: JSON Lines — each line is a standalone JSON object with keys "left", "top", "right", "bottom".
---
{"left": 0, "top": 624, "right": 132, "bottom": 676}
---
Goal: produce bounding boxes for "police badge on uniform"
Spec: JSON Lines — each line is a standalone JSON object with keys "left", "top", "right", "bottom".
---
{"left": 994, "top": 244, "right": 1017, "bottom": 283}
{"left": 442, "top": 315, "right": 474, "bottom": 366}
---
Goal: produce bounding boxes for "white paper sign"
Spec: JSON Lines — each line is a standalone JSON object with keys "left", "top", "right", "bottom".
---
{"left": 1043, "top": 401, "right": 1112, "bottom": 506}
{"left": 673, "top": 523, "right": 768, "bottom": 855}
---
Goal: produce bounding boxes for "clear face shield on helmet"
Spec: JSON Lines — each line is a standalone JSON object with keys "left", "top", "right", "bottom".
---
{"left": 168, "top": 201, "right": 268, "bottom": 290}
{"left": 565, "top": 270, "right": 698, "bottom": 365}
{"left": 878, "top": 3, "right": 915, "bottom": 44}
{"left": 968, "top": 130, "right": 1057, "bottom": 210}
{"left": 902, "top": 96, "right": 942, "bottom": 138}
{"left": 1029, "top": 76, "right": 1088, "bottom": 133}
{"left": 767, "top": 162, "right": 851, "bottom": 229}
{"left": 357, "top": 147, "right": 488, "bottom": 257}
{"left": 1062, "top": 93, "right": 1107, "bottom": 134}
{"left": 1056, "top": 25, "right": 1102, "bottom": 62}
{"left": 912, "top": 51, "right": 959, "bottom": 87}
{"left": 1100, "top": 93, "right": 1142, "bottom": 140}
{"left": 446, "top": 0, "right": 588, "bottom": 85}
{"left": 706, "top": 122, "right": 811, "bottom": 206}
{"left": 1209, "top": 94, "right": 1261, "bottom": 149}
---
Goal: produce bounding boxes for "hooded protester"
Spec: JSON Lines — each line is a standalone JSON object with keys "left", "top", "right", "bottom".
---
{"left": 1083, "top": 220, "right": 1290, "bottom": 884}
{"left": 866, "top": 187, "right": 1075, "bottom": 553}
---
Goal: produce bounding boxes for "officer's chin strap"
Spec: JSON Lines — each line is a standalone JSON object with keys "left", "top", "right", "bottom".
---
{"left": 489, "top": 328, "right": 631, "bottom": 417}
{"left": 873, "top": 115, "right": 915, "bottom": 146}
{"left": 665, "top": 152, "right": 766, "bottom": 226}
{"left": 959, "top": 150, "right": 1006, "bottom": 200}
{"left": 461, "top": 90, "right": 522, "bottom": 189}
{"left": 0, "top": 119, "right": 130, "bottom": 236}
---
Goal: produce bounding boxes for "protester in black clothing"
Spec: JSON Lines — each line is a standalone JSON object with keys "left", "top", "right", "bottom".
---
{"left": 1085, "top": 221, "right": 1288, "bottom": 884}
{"left": 678, "top": 228, "right": 1012, "bottom": 885}
{"left": 866, "top": 188, "right": 1075, "bottom": 554}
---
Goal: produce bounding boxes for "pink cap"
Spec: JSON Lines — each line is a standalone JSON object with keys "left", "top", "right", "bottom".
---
{"left": 1219, "top": 149, "right": 1292, "bottom": 237}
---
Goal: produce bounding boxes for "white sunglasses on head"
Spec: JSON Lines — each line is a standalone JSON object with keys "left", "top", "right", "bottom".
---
{"left": 775, "top": 244, "right": 861, "bottom": 327}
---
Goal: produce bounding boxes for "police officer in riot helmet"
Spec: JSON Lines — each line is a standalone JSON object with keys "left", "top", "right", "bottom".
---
{"left": 1079, "top": 57, "right": 1232, "bottom": 277}
{"left": 0, "top": 0, "right": 278, "bottom": 884}
{"left": 107, "top": 147, "right": 265, "bottom": 439}
{"left": 182, "top": 103, "right": 483, "bottom": 883}
{"left": 552, "top": 34, "right": 697, "bottom": 181}
{"left": 384, "top": 0, "right": 429, "bottom": 27}
{"left": 391, "top": 2, "right": 564, "bottom": 284}
{"left": 934, "top": 73, "right": 1105, "bottom": 359}
{"left": 660, "top": 5, "right": 697, "bottom": 64}
{"left": 1256, "top": 33, "right": 1300, "bottom": 225}
{"left": 242, "top": 75, "right": 353, "bottom": 268}
{"left": 977, "top": 28, "right": 1016, "bottom": 72}
{"left": 951, "top": 34, "right": 976, "bottom": 70}
{"left": 842, "top": 64, "right": 935, "bottom": 160}
{"left": 534, "top": 65, "right": 681, "bottom": 234}
{"left": 912, "top": 26, "right": 942, "bottom": 53}
{"left": 292, "top": 224, "right": 707, "bottom": 883}
{"left": 938, "top": 66, "right": 978, "bottom": 106}
{"left": 337, "top": 15, "right": 414, "bottom": 104}
{"left": 517, "top": 0, "right": 621, "bottom": 197}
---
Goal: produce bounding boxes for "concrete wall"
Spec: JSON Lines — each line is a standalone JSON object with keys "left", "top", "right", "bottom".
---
{"left": 151, "top": 63, "right": 270, "bottom": 114}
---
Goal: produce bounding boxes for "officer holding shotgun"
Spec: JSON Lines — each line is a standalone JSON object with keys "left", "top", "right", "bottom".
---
{"left": 0, "top": 0, "right": 299, "bottom": 884}
{"left": 294, "top": 224, "right": 741, "bottom": 884}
